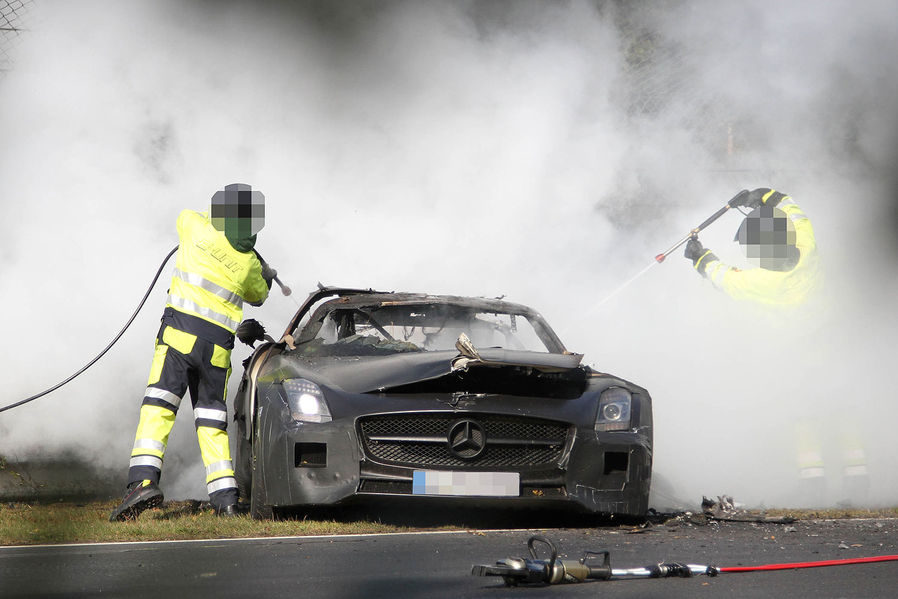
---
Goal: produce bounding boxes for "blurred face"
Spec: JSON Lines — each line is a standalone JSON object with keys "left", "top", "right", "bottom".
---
{"left": 737, "top": 205, "right": 798, "bottom": 271}
{"left": 211, "top": 183, "right": 265, "bottom": 238}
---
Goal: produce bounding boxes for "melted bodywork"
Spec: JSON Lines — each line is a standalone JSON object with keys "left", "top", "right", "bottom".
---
{"left": 233, "top": 287, "right": 653, "bottom": 519}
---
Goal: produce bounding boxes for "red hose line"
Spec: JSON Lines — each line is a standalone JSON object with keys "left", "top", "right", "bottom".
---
{"left": 720, "top": 555, "right": 898, "bottom": 573}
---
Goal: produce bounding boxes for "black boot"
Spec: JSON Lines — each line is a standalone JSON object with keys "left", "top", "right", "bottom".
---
{"left": 216, "top": 503, "right": 239, "bottom": 517}
{"left": 109, "top": 481, "right": 164, "bottom": 522}
{"left": 211, "top": 488, "right": 239, "bottom": 517}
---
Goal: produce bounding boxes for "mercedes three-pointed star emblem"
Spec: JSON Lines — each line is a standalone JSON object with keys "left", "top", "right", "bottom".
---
{"left": 447, "top": 419, "right": 486, "bottom": 460}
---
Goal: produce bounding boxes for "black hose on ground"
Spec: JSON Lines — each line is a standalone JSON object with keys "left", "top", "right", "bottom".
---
{"left": 0, "top": 246, "right": 178, "bottom": 414}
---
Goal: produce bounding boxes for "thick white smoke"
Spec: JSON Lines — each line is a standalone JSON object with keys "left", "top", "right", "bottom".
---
{"left": 1, "top": 0, "right": 895, "bottom": 507}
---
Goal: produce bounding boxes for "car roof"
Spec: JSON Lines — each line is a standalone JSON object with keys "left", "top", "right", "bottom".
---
{"left": 316, "top": 290, "right": 541, "bottom": 315}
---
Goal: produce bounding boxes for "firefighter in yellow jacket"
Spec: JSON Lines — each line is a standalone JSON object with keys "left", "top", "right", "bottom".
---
{"left": 683, "top": 188, "right": 819, "bottom": 305}
{"left": 110, "top": 183, "right": 273, "bottom": 521}
{"left": 683, "top": 189, "right": 869, "bottom": 505}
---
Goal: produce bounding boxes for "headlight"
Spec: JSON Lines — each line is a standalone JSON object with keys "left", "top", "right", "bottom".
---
{"left": 283, "top": 378, "right": 332, "bottom": 423}
{"left": 595, "top": 387, "right": 632, "bottom": 432}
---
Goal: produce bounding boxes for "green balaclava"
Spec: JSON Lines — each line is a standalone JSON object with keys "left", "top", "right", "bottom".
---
{"left": 210, "top": 183, "right": 265, "bottom": 252}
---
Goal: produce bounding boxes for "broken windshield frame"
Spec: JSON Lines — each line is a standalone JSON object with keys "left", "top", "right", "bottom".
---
{"left": 292, "top": 301, "right": 557, "bottom": 357}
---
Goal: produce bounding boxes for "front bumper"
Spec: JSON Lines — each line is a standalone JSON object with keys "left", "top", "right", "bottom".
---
{"left": 258, "top": 408, "right": 652, "bottom": 516}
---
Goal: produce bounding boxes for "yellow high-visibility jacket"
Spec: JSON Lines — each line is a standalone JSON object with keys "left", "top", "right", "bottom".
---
{"left": 165, "top": 210, "right": 269, "bottom": 334}
{"left": 699, "top": 197, "right": 819, "bottom": 305}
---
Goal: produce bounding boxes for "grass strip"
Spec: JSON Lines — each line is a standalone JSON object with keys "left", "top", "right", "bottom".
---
{"left": 0, "top": 500, "right": 413, "bottom": 546}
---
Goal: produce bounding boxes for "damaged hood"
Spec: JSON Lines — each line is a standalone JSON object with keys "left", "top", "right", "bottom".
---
{"left": 276, "top": 348, "right": 583, "bottom": 394}
{"left": 450, "top": 332, "right": 582, "bottom": 373}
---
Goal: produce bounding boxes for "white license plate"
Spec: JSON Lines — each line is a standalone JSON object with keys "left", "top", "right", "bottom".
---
{"left": 412, "top": 470, "right": 520, "bottom": 497}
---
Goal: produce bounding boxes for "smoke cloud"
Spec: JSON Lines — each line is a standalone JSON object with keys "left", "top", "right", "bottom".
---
{"left": 1, "top": 0, "right": 896, "bottom": 507}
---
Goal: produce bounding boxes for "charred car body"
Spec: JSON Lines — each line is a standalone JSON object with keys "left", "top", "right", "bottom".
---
{"left": 233, "top": 287, "right": 652, "bottom": 519}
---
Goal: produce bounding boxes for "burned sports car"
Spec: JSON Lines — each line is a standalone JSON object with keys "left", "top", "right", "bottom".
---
{"left": 232, "top": 287, "right": 652, "bottom": 519}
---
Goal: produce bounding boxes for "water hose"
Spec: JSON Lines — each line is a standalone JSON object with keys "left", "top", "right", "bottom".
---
{"left": 0, "top": 246, "right": 178, "bottom": 414}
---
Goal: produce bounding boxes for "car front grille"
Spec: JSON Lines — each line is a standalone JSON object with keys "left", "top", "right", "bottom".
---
{"left": 357, "top": 413, "right": 570, "bottom": 469}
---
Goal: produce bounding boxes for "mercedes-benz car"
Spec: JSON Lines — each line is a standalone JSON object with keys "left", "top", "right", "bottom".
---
{"left": 232, "top": 287, "right": 652, "bottom": 520}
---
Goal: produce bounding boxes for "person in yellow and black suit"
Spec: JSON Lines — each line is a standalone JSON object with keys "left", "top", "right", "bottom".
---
{"left": 683, "top": 188, "right": 819, "bottom": 305}
{"left": 682, "top": 189, "right": 868, "bottom": 506}
{"left": 110, "top": 183, "right": 273, "bottom": 521}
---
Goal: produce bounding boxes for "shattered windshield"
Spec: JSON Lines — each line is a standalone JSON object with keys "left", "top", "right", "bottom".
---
{"left": 294, "top": 302, "right": 551, "bottom": 357}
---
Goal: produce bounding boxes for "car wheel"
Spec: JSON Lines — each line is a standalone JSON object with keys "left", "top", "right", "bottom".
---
{"left": 249, "top": 416, "right": 273, "bottom": 520}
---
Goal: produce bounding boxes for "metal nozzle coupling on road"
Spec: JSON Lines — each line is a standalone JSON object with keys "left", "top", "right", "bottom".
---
{"left": 473, "top": 536, "right": 898, "bottom": 588}
{"left": 471, "top": 536, "right": 612, "bottom": 586}
{"left": 472, "top": 536, "right": 718, "bottom": 587}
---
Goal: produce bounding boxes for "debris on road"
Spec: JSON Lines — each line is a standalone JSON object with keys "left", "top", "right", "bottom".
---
{"left": 702, "top": 495, "right": 796, "bottom": 524}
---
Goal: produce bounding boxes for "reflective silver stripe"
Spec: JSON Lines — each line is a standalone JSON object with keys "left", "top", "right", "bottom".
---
{"left": 129, "top": 455, "right": 163, "bottom": 469}
{"left": 799, "top": 467, "right": 825, "bottom": 479}
{"left": 145, "top": 386, "right": 182, "bottom": 409}
{"left": 206, "top": 460, "right": 233, "bottom": 477}
{"left": 779, "top": 199, "right": 806, "bottom": 221}
{"left": 207, "top": 476, "right": 237, "bottom": 494}
{"left": 133, "top": 438, "right": 165, "bottom": 453}
{"left": 172, "top": 268, "right": 244, "bottom": 308}
{"left": 844, "top": 465, "right": 868, "bottom": 477}
{"left": 167, "top": 294, "right": 241, "bottom": 331}
{"left": 194, "top": 407, "right": 228, "bottom": 423}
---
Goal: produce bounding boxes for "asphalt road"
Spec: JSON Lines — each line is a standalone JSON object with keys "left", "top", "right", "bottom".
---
{"left": 1, "top": 517, "right": 897, "bottom": 598}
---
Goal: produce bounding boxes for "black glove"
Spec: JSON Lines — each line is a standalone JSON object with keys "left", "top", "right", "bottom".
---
{"left": 740, "top": 187, "right": 787, "bottom": 209}
{"left": 261, "top": 263, "right": 277, "bottom": 288}
{"left": 727, "top": 189, "right": 750, "bottom": 208}
{"left": 684, "top": 236, "right": 717, "bottom": 276}
{"left": 236, "top": 318, "right": 267, "bottom": 348}
{"left": 252, "top": 249, "right": 277, "bottom": 288}
{"left": 684, "top": 236, "right": 706, "bottom": 262}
